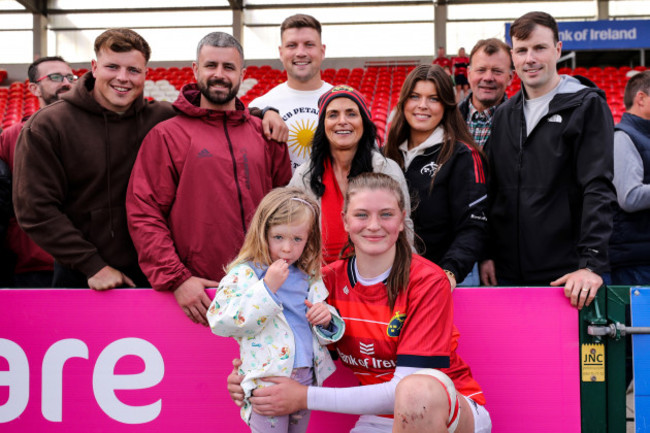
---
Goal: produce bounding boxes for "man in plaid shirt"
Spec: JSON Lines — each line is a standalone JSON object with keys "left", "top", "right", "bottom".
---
{"left": 458, "top": 38, "right": 513, "bottom": 148}
{"left": 456, "top": 38, "right": 513, "bottom": 286}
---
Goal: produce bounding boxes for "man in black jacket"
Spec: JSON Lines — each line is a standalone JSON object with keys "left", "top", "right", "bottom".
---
{"left": 480, "top": 11, "right": 616, "bottom": 310}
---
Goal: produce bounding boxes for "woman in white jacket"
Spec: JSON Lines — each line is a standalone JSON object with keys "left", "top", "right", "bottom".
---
{"left": 207, "top": 187, "right": 344, "bottom": 432}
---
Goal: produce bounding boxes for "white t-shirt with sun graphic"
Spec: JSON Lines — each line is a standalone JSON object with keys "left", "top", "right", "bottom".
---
{"left": 250, "top": 81, "right": 333, "bottom": 172}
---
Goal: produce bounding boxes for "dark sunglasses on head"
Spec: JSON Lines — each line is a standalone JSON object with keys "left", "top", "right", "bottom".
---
{"left": 36, "top": 73, "right": 78, "bottom": 83}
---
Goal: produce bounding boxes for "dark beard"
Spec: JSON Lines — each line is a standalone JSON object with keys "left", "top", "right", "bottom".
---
{"left": 42, "top": 94, "right": 59, "bottom": 106}
{"left": 197, "top": 78, "right": 239, "bottom": 106}
{"left": 42, "top": 86, "right": 71, "bottom": 106}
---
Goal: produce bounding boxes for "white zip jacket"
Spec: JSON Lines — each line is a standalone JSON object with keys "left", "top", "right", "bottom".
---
{"left": 207, "top": 263, "right": 344, "bottom": 423}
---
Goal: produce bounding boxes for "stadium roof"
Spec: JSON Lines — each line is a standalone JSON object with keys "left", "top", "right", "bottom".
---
{"left": 2, "top": 0, "right": 649, "bottom": 63}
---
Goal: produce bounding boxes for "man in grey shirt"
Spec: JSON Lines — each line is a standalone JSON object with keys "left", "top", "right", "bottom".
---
{"left": 609, "top": 70, "right": 650, "bottom": 284}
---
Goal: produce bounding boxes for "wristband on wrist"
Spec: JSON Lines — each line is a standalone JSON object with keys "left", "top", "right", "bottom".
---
{"left": 444, "top": 269, "right": 456, "bottom": 281}
{"left": 261, "top": 106, "right": 280, "bottom": 117}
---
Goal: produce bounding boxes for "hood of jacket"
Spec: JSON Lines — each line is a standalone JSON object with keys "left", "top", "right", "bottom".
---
{"left": 62, "top": 71, "right": 148, "bottom": 119}
{"left": 509, "top": 74, "right": 606, "bottom": 115}
{"left": 173, "top": 83, "right": 251, "bottom": 124}
{"left": 399, "top": 126, "right": 445, "bottom": 171}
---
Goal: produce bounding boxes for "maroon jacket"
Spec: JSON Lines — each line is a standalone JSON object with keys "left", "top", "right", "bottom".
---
{"left": 126, "top": 84, "right": 292, "bottom": 291}
{"left": 0, "top": 119, "right": 53, "bottom": 275}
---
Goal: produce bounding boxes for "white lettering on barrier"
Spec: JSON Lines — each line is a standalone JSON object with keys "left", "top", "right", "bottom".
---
{"left": 42, "top": 339, "right": 89, "bottom": 421}
{"left": 93, "top": 338, "right": 164, "bottom": 424}
{"left": 0, "top": 339, "right": 29, "bottom": 423}
{"left": 0, "top": 337, "right": 164, "bottom": 424}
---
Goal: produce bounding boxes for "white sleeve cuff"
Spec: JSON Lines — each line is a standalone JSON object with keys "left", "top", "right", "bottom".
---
{"left": 306, "top": 366, "right": 420, "bottom": 415}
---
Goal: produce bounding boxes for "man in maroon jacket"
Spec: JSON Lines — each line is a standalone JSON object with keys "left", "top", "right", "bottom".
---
{"left": 126, "top": 32, "right": 291, "bottom": 326}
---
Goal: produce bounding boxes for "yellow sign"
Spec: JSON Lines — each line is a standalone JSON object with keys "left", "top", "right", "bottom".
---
{"left": 581, "top": 344, "right": 605, "bottom": 382}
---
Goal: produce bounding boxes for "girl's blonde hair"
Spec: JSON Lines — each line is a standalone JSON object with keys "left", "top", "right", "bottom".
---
{"left": 342, "top": 173, "right": 411, "bottom": 310}
{"left": 227, "top": 187, "right": 322, "bottom": 279}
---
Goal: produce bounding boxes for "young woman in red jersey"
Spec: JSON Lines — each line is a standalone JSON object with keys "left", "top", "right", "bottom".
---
{"left": 227, "top": 173, "right": 491, "bottom": 433}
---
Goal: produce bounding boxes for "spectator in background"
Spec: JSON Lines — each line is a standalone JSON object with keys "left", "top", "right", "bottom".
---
{"left": 452, "top": 47, "right": 470, "bottom": 102}
{"left": 433, "top": 46, "right": 452, "bottom": 71}
{"left": 127, "top": 32, "right": 291, "bottom": 326}
{"left": 383, "top": 65, "right": 487, "bottom": 290}
{"left": 481, "top": 11, "right": 616, "bottom": 310}
{"left": 609, "top": 71, "right": 650, "bottom": 284}
{"left": 14, "top": 28, "right": 176, "bottom": 290}
{"left": 0, "top": 56, "right": 76, "bottom": 287}
{"left": 249, "top": 14, "right": 333, "bottom": 171}
{"left": 0, "top": 159, "right": 11, "bottom": 287}
{"left": 458, "top": 38, "right": 513, "bottom": 149}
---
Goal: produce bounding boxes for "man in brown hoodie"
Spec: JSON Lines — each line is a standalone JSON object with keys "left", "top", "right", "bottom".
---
{"left": 13, "top": 28, "right": 175, "bottom": 290}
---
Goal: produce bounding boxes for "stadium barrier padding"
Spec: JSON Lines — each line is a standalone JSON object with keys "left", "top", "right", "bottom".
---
{"left": 0, "top": 287, "right": 579, "bottom": 432}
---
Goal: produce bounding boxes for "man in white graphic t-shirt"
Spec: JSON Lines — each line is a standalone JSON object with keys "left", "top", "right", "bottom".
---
{"left": 249, "top": 14, "right": 332, "bottom": 171}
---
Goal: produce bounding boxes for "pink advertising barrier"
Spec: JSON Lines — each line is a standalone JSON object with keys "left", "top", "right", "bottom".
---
{"left": 0, "top": 287, "right": 579, "bottom": 432}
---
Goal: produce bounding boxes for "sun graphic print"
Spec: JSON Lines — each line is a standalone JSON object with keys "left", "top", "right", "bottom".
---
{"left": 287, "top": 118, "right": 317, "bottom": 165}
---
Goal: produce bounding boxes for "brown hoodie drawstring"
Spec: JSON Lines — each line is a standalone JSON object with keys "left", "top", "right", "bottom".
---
{"left": 103, "top": 112, "right": 115, "bottom": 239}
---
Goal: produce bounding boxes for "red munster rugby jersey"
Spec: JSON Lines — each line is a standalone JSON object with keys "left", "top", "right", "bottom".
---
{"left": 323, "top": 254, "right": 485, "bottom": 405}
{"left": 433, "top": 56, "right": 452, "bottom": 70}
{"left": 452, "top": 56, "right": 470, "bottom": 77}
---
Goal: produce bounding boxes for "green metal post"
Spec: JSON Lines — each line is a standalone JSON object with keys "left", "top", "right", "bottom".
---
{"left": 606, "top": 286, "right": 631, "bottom": 433}
{"left": 580, "top": 286, "right": 608, "bottom": 432}
{"left": 579, "top": 286, "right": 631, "bottom": 432}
